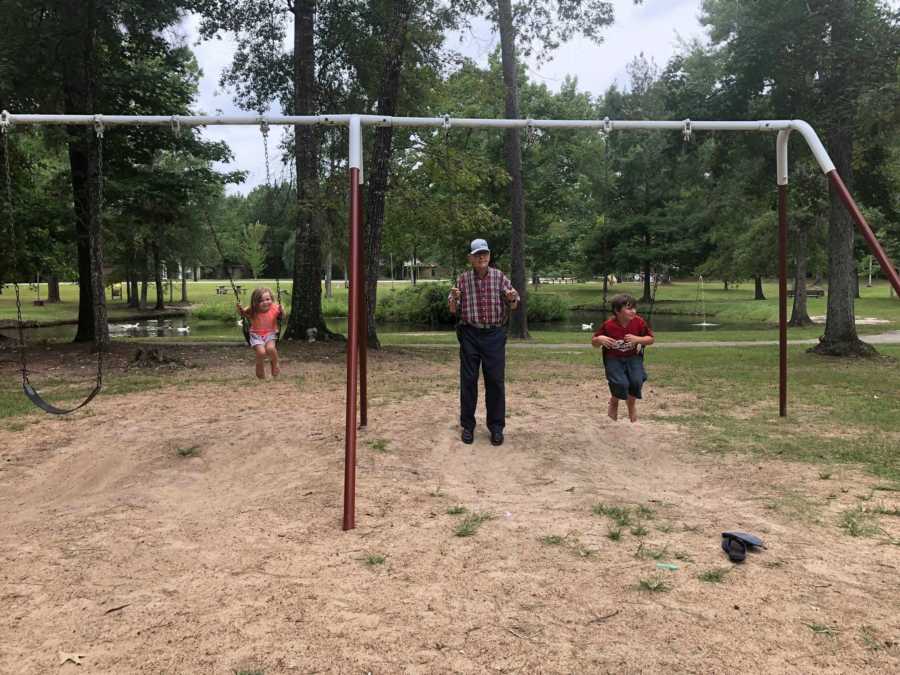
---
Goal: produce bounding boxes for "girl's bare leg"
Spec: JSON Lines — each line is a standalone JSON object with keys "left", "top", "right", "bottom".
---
{"left": 626, "top": 395, "right": 638, "bottom": 422}
{"left": 607, "top": 396, "right": 619, "bottom": 421}
{"left": 266, "top": 341, "right": 280, "bottom": 377}
{"left": 253, "top": 345, "right": 267, "bottom": 379}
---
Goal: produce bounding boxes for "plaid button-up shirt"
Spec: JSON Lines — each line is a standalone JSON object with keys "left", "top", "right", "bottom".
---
{"left": 454, "top": 267, "right": 515, "bottom": 327}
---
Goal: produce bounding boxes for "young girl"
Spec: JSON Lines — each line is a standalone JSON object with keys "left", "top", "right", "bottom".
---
{"left": 237, "top": 287, "right": 284, "bottom": 379}
{"left": 591, "top": 293, "right": 654, "bottom": 422}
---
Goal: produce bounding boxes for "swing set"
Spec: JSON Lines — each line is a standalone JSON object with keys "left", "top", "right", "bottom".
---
{"left": 3, "top": 111, "right": 900, "bottom": 531}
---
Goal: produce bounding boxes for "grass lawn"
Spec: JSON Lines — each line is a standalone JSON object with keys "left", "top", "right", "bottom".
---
{"left": 508, "top": 343, "right": 900, "bottom": 483}
{"left": 4, "top": 278, "right": 897, "bottom": 325}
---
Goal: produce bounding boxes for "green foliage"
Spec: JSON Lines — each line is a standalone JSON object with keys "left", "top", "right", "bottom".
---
{"left": 375, "top": 283, "right": 456, "bottom": 325}
{"left": 239, "top": 221, "right": 269, "bottom": 279}
{"left": 525, "top": 292, "right": 567, "bottom": 322}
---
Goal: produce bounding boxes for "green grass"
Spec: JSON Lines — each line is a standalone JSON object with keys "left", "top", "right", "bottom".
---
{"left": 806, "top": 622, "right": 840, "bottom": 637}
{"left": 368, "top": 438, "right": 390, "bottom": 453}
{"left": 593, "top": 504, "right": 633, "bottom": 526}
{"left": 606, "top": 528, "right": 623, "bottom": 541}
{"left": 839, "top": 506, "right": 883, "bottom": 537}
{"left": 446, "top": 505, "right": 467, "bottom": 515}
{"left": 540, "top": 534, "right": 565, "bottom": 546}
{"left": 630, "top": 525, "right": 649, "bottom": 537}
{"left": 176, "top": 445, "right": 200, "bottom": 457}
{"left": 637, "top": 575, "right": 671, "bottom": 593}
{"left": 364, "top": 554, "right": 386, "bottom": 566}
{"left": 697, "top": 568, "right": 729, "bottom": 583}
{"left": 454, "top": 511, "right": 495, "bottom": 537}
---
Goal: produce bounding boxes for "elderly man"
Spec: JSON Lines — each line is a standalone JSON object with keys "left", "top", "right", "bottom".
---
{"left": 448, "top": 238, "right": 520, "bottom": 446}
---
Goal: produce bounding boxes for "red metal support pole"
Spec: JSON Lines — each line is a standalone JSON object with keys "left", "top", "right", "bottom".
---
{"left": 342, "top": 167, "right": 362, "bottom": 531}
{"left": 357, "top": 189, "right": 368, "bottom": 428}
{"left": 778, "top": 184, "right": 788, "bottom": 417}
{"left": 828, "top": 170, "right": 900, "bottom": 298}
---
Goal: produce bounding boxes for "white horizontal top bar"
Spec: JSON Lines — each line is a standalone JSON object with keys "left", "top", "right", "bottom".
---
{"left": 0, "top": 112, "right": 835, "bottom": 175}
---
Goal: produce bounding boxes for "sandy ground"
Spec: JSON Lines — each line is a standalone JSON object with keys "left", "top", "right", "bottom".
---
{"left": 1, "top": 342, "right": 898, "bottom": 673}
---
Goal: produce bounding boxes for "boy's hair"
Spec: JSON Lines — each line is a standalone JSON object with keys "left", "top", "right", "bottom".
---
{"left": 248, "top": 287, "right": 275, "bottom": 317}
{"left": 610, "top": 293, "right": 638, "bottom": 313}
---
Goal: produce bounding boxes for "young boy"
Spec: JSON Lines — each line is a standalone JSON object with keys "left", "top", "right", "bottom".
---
{"left": 591, "top": 293, "right": 655, "bottom": 422}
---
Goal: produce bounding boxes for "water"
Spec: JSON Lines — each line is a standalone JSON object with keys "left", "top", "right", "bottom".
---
{"left": 1, "top": 310, "right": 768, "bottom": 343}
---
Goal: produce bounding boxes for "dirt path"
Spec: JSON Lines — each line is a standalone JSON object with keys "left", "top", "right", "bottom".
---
{"left": 1, "top": 344, "right": 898, "bottom": 673}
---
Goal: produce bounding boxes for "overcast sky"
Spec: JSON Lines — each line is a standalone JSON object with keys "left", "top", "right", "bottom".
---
{"left": 186, "top": 0, "right": 891, "bottom": 194}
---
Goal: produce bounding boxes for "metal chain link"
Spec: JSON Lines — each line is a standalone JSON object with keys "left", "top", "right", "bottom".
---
{"left": 1, "top": 127, "right": 30, "bottom": 386}
{"left": 92, "top": 120, "right": 105, "bottom": 386}
{"left": 260, "top": 120, "right": 271, "bottom": 187}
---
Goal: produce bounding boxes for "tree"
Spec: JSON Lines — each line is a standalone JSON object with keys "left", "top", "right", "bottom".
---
{"left": 460, "top": 0, "right": 618, "bottom": 338}
{"left": 700, "top": 0, "right": 900, "bottom": 356}
{"left": 240, "top": 221, "right": 269, "bottom": 278}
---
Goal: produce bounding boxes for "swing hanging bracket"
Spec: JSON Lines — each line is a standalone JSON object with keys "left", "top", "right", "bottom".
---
{"left": 0, "top": 110, "right": 11, "bottom": 134}
{"left": 682, "top": 118, "right": 692, "bottom": 142}
{"left": 93, "top": 114, "right": 105, "bottom": 138}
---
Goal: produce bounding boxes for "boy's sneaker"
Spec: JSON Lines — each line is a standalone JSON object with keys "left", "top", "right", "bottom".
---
{"left": 461, "top": 428, "right": 474, "bottom": 444}
{"left": 490, "top": 430, "right": 504, "bottom": 446}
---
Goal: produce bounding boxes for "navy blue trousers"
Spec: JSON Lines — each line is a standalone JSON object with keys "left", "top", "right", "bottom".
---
{"left": 457, "top": 324, "right": 506, "bottom": 432}
{"left": 603, "top": 355, "right": 647, "bottom": 400}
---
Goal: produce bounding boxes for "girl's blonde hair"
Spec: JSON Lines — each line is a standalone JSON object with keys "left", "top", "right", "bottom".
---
{"left": 248, "top": 287, "right": 276, "bottom": 317}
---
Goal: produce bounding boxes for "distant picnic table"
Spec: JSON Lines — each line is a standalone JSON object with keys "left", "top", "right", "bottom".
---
{"left": 538, "top": 276, "right": 578, "bottom": 284}
{"left": 216, "top": 285, "right": 244, "bottom": 295}
{"left": 787, "top": 288, "right": 825, "bottom": 298}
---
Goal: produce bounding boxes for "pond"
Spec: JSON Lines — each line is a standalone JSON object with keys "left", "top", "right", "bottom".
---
{"left": 1, "top": 310, "right": 771, "bottom": 343}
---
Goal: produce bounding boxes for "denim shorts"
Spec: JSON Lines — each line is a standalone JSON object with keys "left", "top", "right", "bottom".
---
{"left": 603, "top": 355, "right": 647, "bottom": 400}
{"left": 249, "top": 331, "right": 277, "bottom": 347}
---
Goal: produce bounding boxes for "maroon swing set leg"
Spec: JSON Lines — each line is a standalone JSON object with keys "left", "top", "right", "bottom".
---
{"left": 343, "top": 167, "right": 363, "bottom": 531}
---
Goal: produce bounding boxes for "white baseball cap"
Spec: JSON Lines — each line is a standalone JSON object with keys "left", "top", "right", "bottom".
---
{"left": 469, "top": 238, "right": 490, "bottom": 254}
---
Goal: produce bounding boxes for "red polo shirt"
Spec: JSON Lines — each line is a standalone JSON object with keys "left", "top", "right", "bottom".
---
{"left": 593, "top": 316, "right": 653, "bottom": 358}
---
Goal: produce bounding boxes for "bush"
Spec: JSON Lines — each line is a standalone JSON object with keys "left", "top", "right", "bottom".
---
{"left": 373, "top": 283, "right": 568, "bottom": 325}
{"left": 376, "top": 283, "right": 455, "bottom": 325}
{"left": 526, "top": 292, "right": 567, "bottom": 322}
{"left": 193, "top": 299, "right": 236, "bottom": 322}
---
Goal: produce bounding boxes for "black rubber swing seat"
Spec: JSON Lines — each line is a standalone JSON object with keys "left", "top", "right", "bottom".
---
{"left": 23, "top": 382, "right": 102, "bottom": 415}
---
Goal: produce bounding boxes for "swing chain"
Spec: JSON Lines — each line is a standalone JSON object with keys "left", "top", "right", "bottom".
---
{"left": 260, "top": 119, "right": 271, "bottom": 186}
{"left": 682, "top": 118, "right": 692, "bottom": 143}
{"left": 602, "top": 116, "right": 613, "bottom": 135}
{"left": 1, "top": 124, "right": 30, "bottom": 385}
{"left": 524, "top": 119, "right": 539, "bottom": 147}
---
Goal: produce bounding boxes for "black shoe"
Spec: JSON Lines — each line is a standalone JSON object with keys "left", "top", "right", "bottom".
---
{"left": 461, "top": 428, "right": 474, "bottom": 444}
{"left": 490, "top": 430, "right": 504, "bottom": 446}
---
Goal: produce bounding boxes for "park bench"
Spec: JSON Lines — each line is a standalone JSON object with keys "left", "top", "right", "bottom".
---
{"left": 787, "top": 288, "right": 825, "bottom": 298}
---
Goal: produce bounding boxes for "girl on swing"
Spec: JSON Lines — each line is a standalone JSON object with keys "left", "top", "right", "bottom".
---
{"left": 237, "top": 287, "right": 284, "bottom": 379}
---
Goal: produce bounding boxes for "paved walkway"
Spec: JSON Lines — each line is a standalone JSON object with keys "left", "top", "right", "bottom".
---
{"left": 402, "top": 330, "right": 900, "bottom": 349}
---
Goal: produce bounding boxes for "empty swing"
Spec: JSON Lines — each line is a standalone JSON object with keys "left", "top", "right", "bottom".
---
{"left": 2, "top": 116, "right": 105, "bottom": 414}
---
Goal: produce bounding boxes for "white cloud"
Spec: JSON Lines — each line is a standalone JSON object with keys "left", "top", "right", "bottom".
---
{"left": 192, "top": 0, "right": 900, "bottom": 193}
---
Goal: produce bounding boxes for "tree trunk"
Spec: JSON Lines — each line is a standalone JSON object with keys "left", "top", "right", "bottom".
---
{"left": 364, "top": 0, "right": 414, "bottom": 350}
{"left": 497, "top": 0, "right": 528, "bottom": 338}
{"left": 602, "top": 274, "right": 609, "bottom": 310}
{"left": 789, "top": 220, "right": 813, "bottom": 327}
{"left": 811, "top": 132, "right": 873, "bottom": 355}
{"left": 140, "top": 278, "right": 148, "bottom": 309}
{"left": 284, "top": 0, "right": 332, "bottom": 341}
{"left": 129, "top": 273, "right": 139, "bottom": 308}
{"left": 753, "top": 275, "right": 765, "bottom": 300}
{"left": 180, "top": 261, "right": 188, "bottom": 303}
{"left": 811, "top": 0, "right": 874, "bottom": 357}
{"left": 324, "top": 248, "right": 333, "bottom": 299}
{"left": 47, "top": 274, "right": 61, "bottom": 303}
{"left": 63, "top": 0, "right": 108, "bottom": 349}
{"left": 641, "top": 262, "right": 652, "bottom": 303}
{"left": 152, "top": 241, "right": 164, "bottom": 310}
